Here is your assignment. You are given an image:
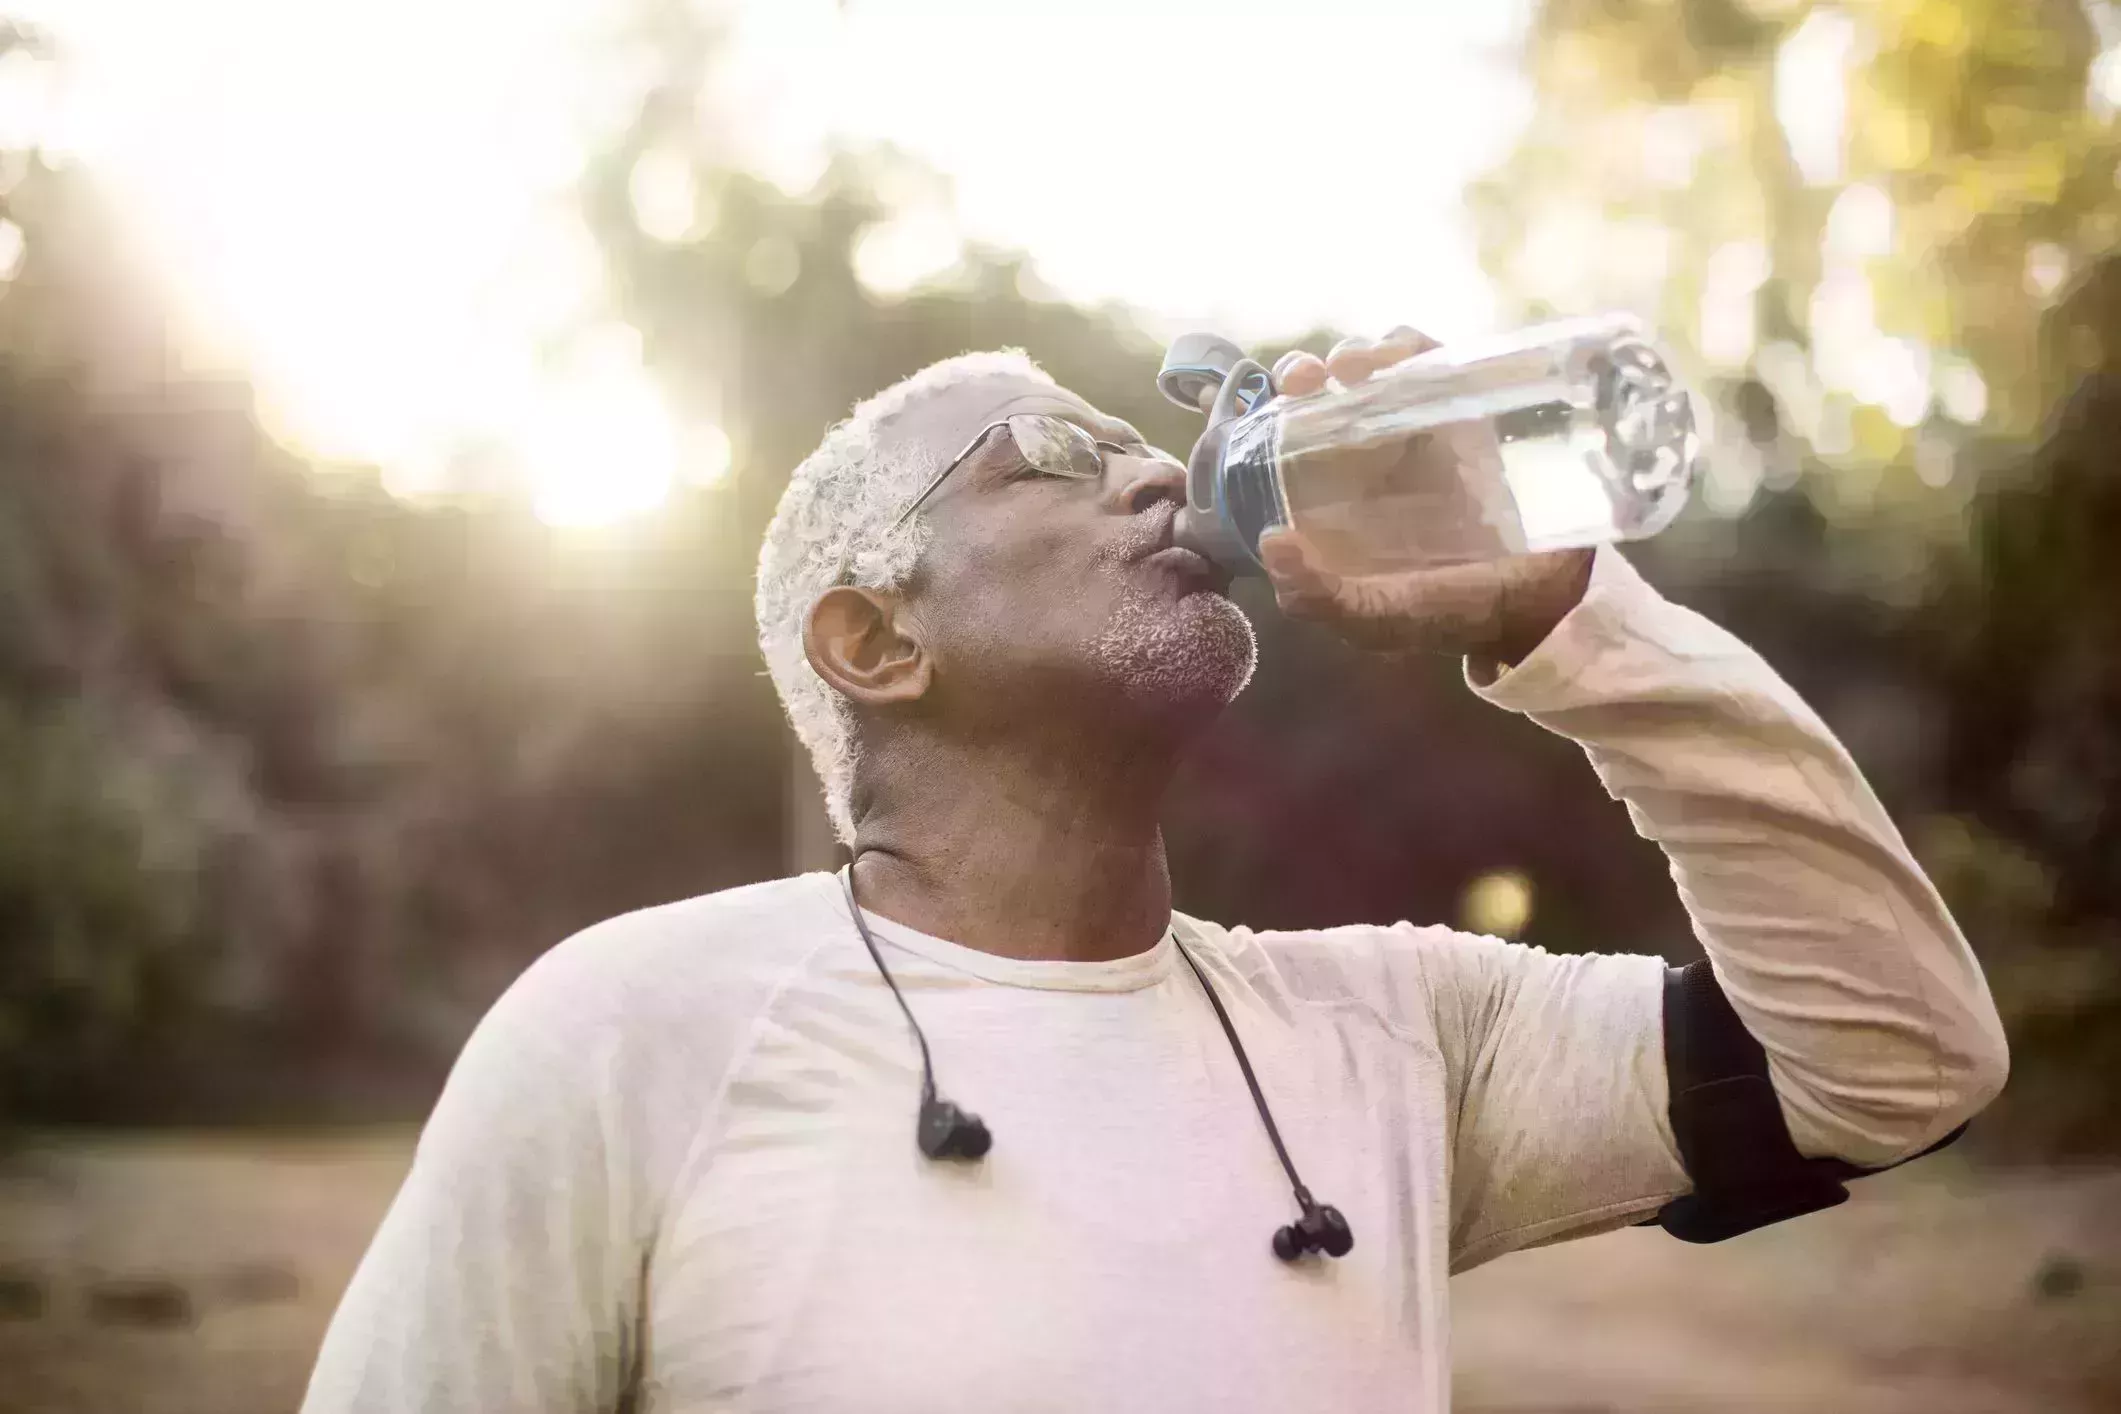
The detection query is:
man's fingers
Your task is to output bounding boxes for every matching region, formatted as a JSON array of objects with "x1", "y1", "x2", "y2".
[
  {"x1": 1323, "y1": 337, "x2": 1381, "y2": 387},
  {"x1": 1323, "y1": 334, "x2": 1425, "y2": 390},
  {"x1": 1273, "y1": 327, "x2": 1436, "y2": 399},
  {"x1": 1257, "y1": 528, "x2": 1340, "y2": 610},
  {"x1": 1275, "y1": 352, "x2": 1329, "y2": 398},
  {"x1": 1257, "y1": 527, "x2": 1318, "y2": 583},
  {"x1": 1324, "y1": 328, "x2": 1436, "y2": 388},
  {"x1": 1377, "y1": 325, "x2": 1440, "y2": 367}
]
